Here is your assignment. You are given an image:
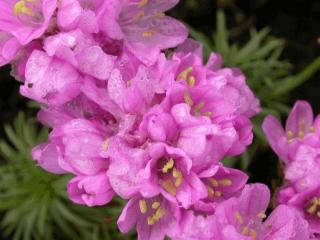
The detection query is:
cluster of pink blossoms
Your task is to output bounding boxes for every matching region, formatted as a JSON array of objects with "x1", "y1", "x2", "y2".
[
  {"x1": 263, "y1": 101, "x2": 320, "y2": 239},
  {"x1": 0, "y1": 0, "x2": 314, "y2": 239}
]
